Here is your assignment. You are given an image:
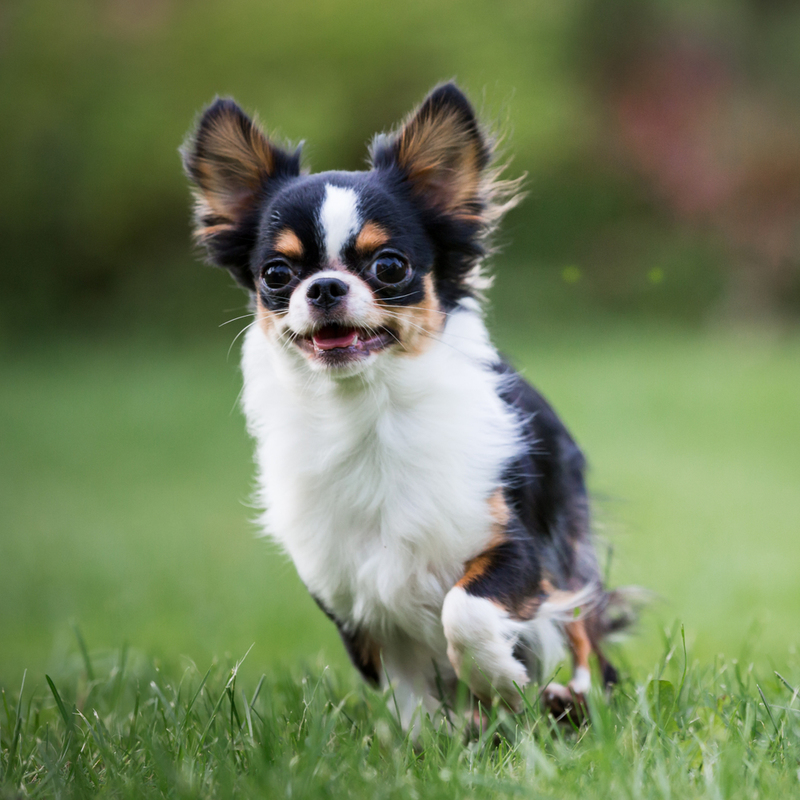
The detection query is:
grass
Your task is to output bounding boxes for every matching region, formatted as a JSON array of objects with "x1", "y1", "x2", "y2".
[
  {"x1": 1, "y1": 631, "x2": 799, "y2": 798},
  {"x1": 1, "y1": 318, "x2": 799, "y2": 796}
]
